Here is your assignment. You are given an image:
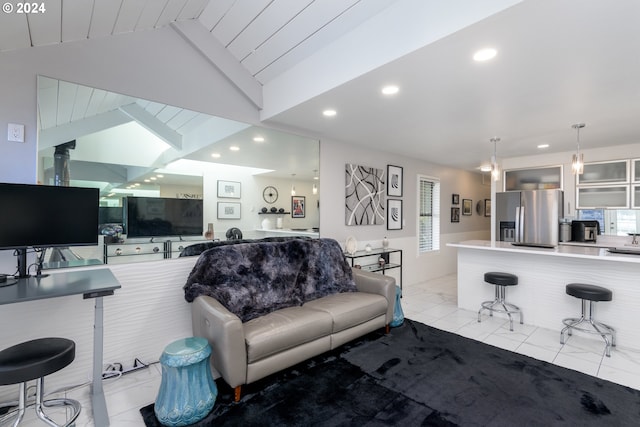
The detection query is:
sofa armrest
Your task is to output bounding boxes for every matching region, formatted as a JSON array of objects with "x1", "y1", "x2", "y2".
[
  {"x1": 351, "y1": 268, "x2": 396, "y2": 324},
  {"x1": 191, "y1": 295, "x2": 247, "y2": 388}
]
